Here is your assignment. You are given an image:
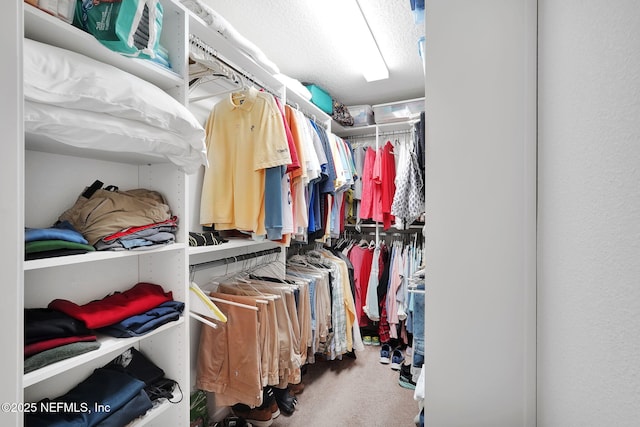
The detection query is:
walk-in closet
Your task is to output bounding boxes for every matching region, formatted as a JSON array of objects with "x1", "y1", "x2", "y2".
[{"x1": 4, "y1": 0, "x2": 573, "y2": 426}]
